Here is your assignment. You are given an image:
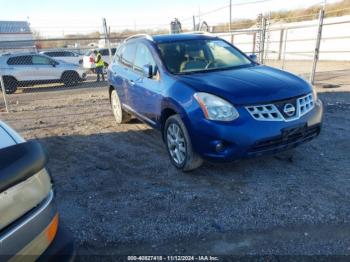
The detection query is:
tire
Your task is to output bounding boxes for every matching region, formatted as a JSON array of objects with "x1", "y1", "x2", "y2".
[
  {"x1": 1, "y1": 76, "x2": 18, "y2": 94},
  {"x1": 164, "y1": 114, "x2": 203, "y2": 171},
  {"x1": 61, "y1": 71, "x2": 80, "y2": 87},
  {"x1": 110, "y1": 89, "x2": 132, "y2": 124}
]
